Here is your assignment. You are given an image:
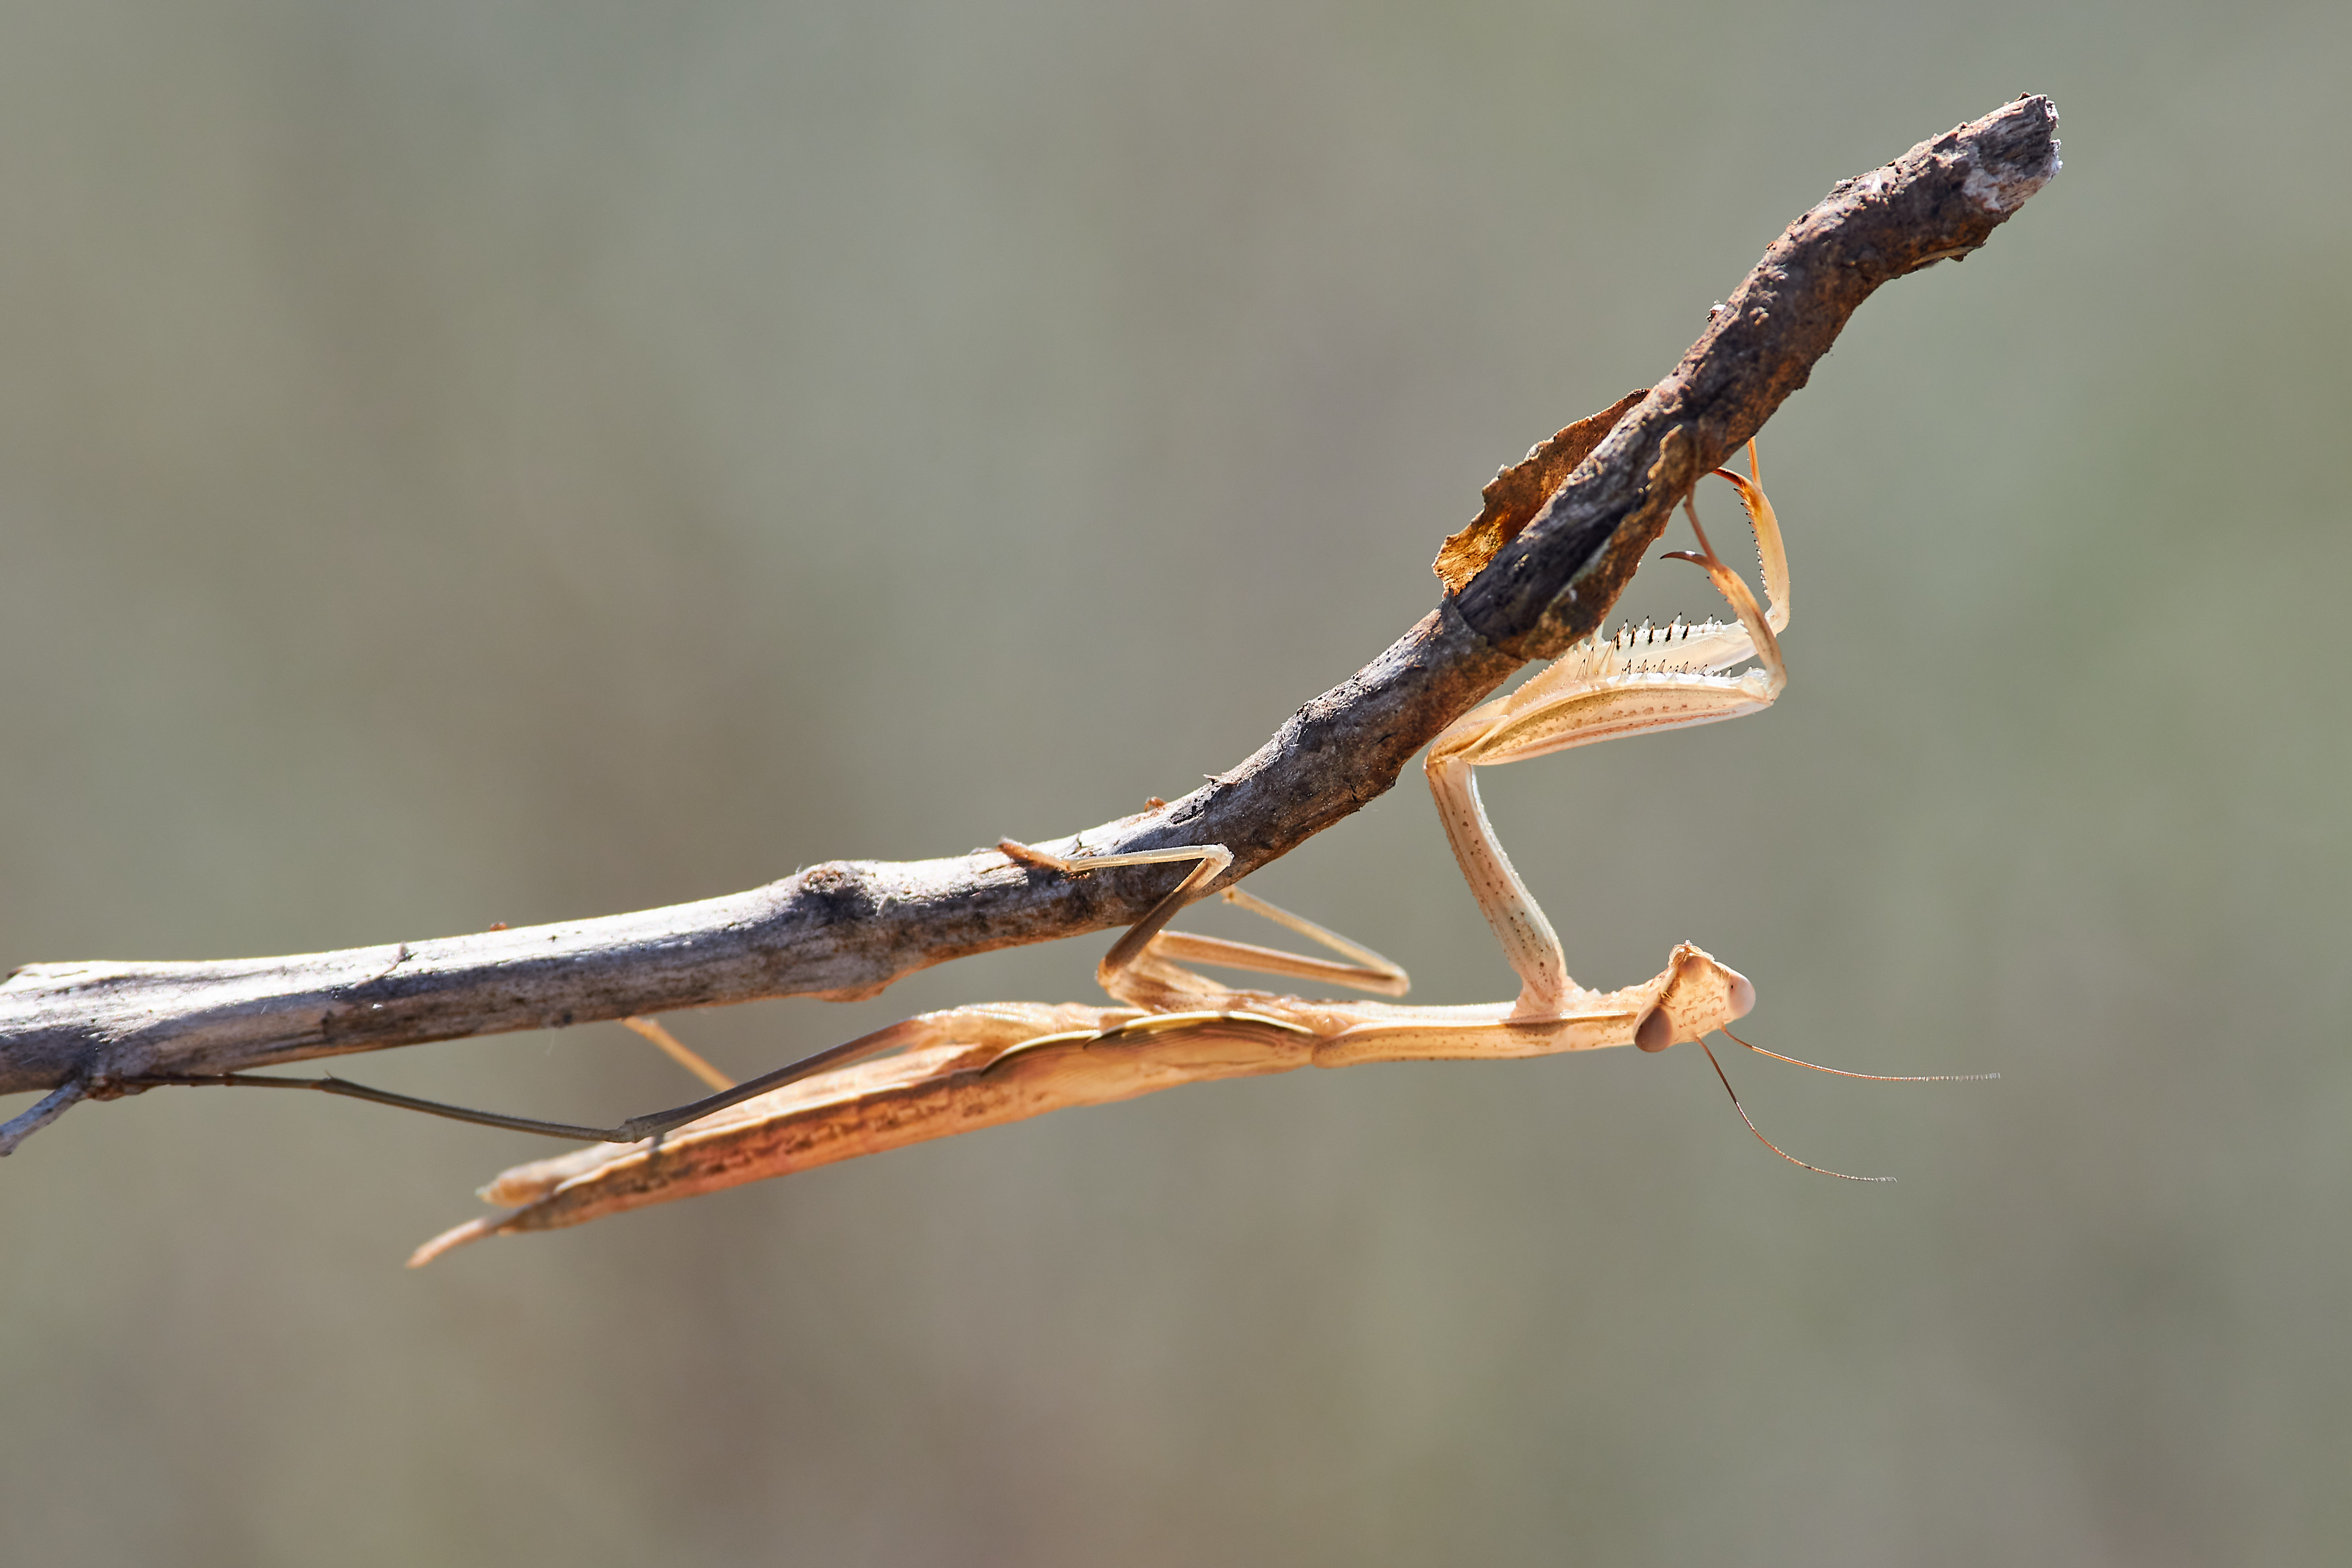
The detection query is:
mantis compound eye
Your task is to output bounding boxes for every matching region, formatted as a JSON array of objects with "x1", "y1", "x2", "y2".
[
  {"x1": 1726, "y1": 969, "x2": 1757, "y2": 1021},
  {"x1": 1635, "y1": 1006, "x2": 1675, "y2": 1052}
]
